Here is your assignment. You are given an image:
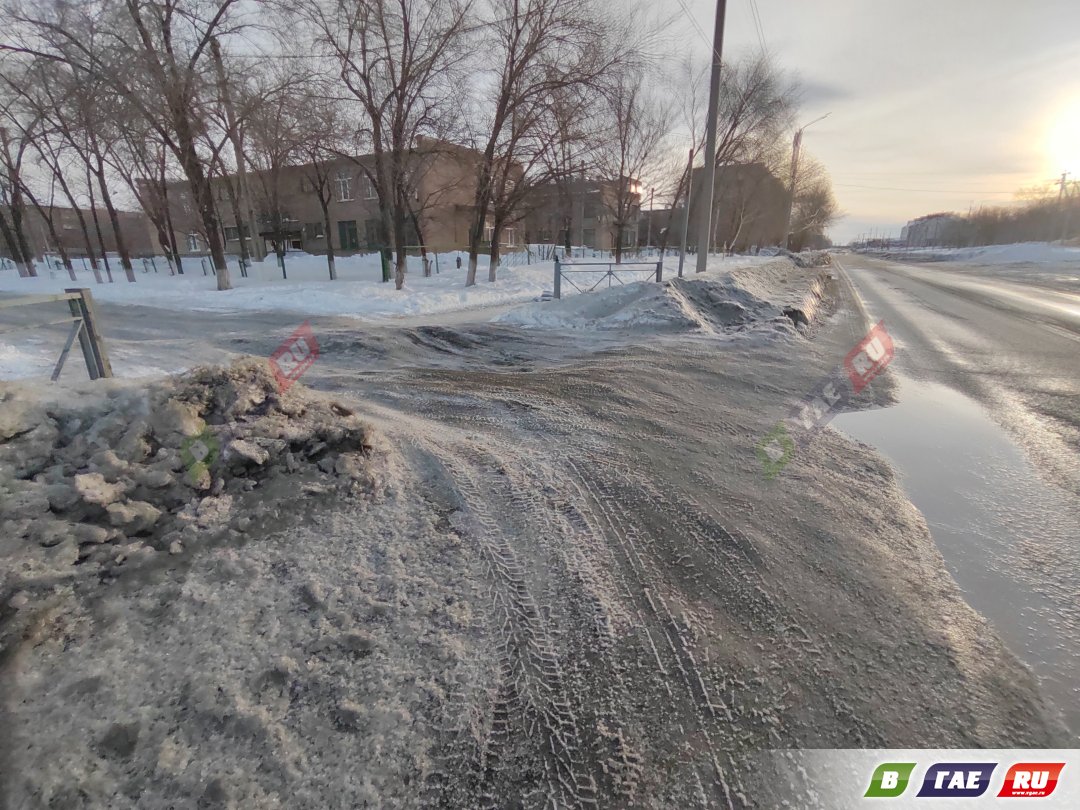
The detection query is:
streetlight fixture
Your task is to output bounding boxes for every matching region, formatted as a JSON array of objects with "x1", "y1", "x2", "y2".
[{"x1": 783, "y1": 112, "x2": 831, "y2": 251}]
